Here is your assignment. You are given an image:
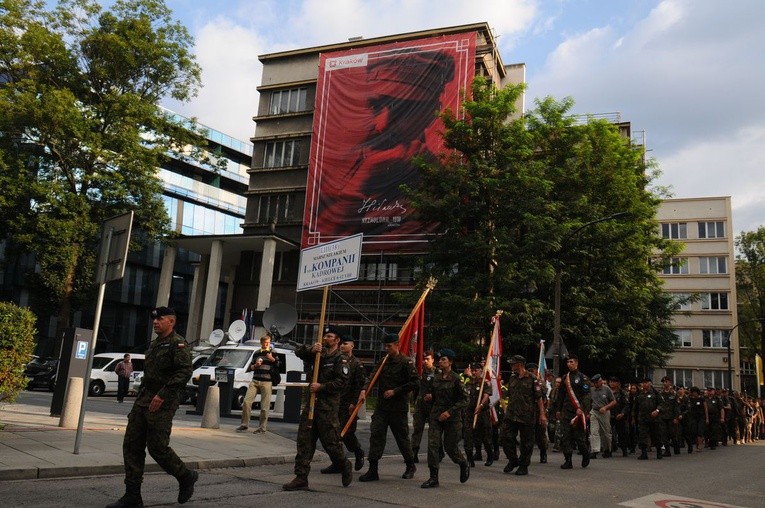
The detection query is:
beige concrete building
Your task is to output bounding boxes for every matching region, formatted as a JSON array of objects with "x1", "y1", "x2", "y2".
[{"x1": 657, "y1": 197, "x2": 739, "y2": 390}]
